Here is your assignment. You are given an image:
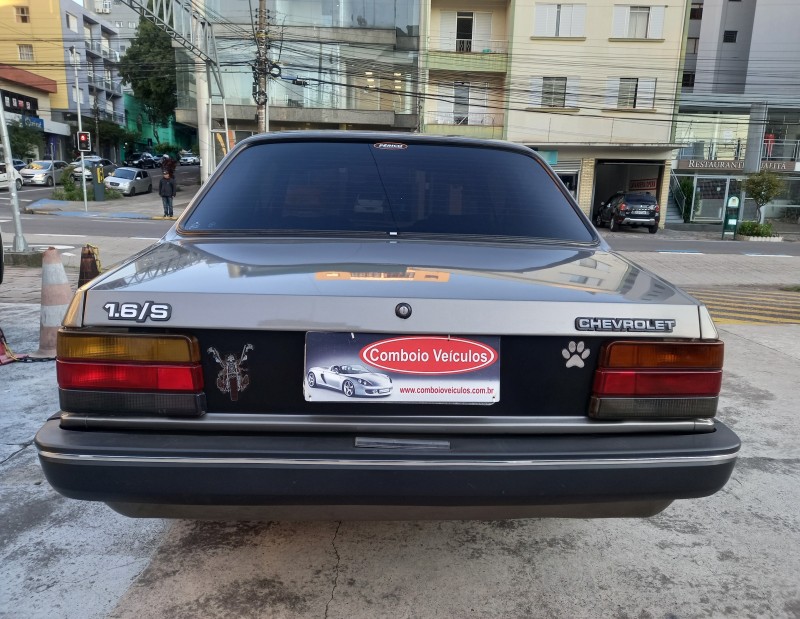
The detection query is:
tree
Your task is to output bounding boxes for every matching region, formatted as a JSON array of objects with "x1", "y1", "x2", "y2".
[
  {"x1": 8, "y1": 121, "x2": 44, "y2": 159},
  {"x1": 742, "y1": 170, "x2": 784, "y2": 223},
  {"x1": 118, "y1": 19, "x2": 177, "y2": 145}
]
